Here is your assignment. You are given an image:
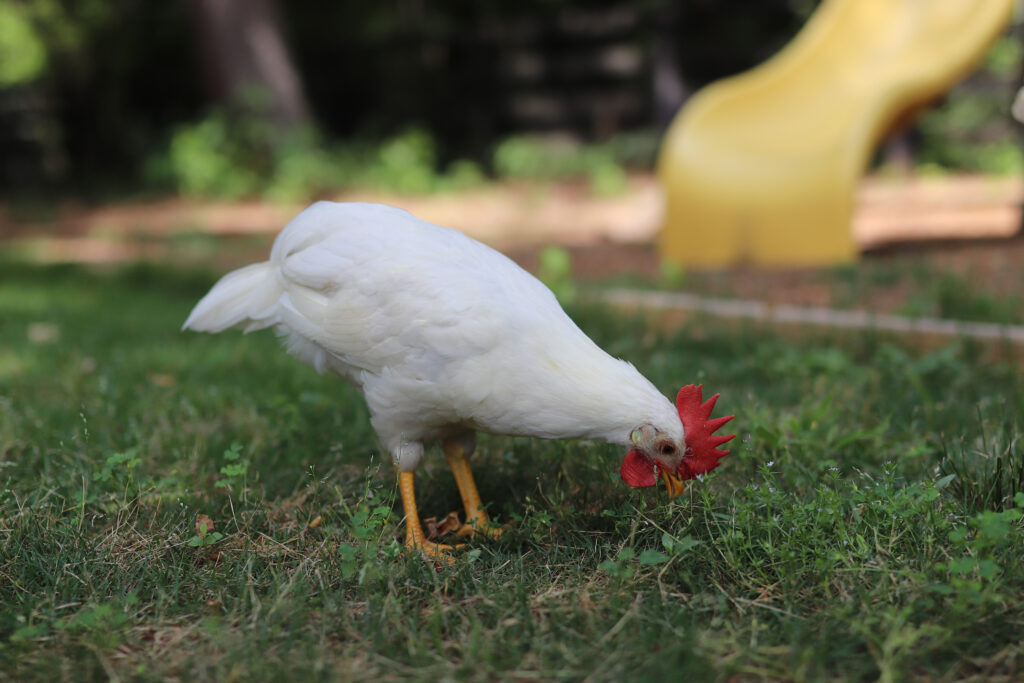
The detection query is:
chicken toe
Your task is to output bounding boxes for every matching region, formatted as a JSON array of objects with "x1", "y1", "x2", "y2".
[{"x1": 444, "y1": 440, "x2": 507, "y2": 540}]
